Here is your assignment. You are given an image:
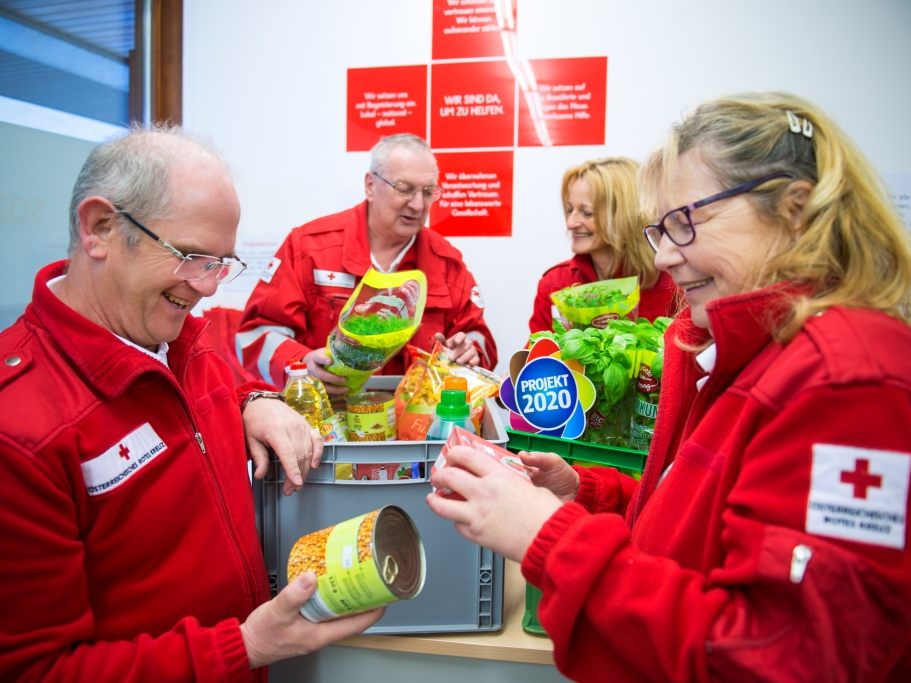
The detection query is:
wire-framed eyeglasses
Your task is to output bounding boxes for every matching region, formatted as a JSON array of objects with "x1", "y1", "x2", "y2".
[
  {"x1": 115, "y1": 206, "x2": 247, "y2": 284},
  {"x1": 372, "y1": 171, "x2": 442, "y2": 203},
  {"x1": 643, "y1": 172, "x2": 794, "y2": 252}
]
